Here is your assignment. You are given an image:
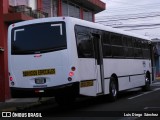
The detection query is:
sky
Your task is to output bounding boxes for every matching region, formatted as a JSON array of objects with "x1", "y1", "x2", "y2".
[
  {"x1": 95, "y1": 0, "x2": 160, "y2": 39},
  {"x1": 97, "y1": 0, "x2": 160, "y2": 17}
]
